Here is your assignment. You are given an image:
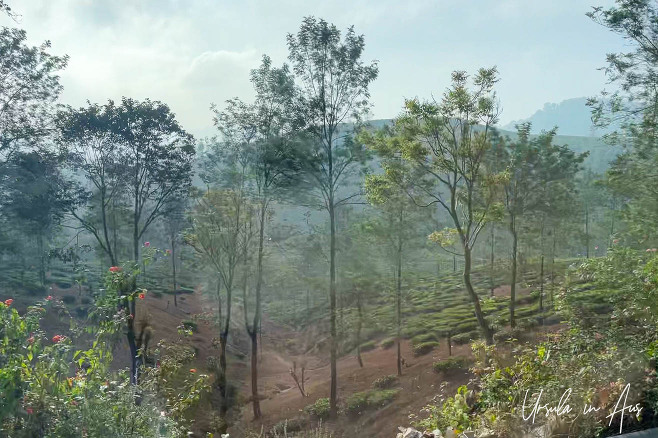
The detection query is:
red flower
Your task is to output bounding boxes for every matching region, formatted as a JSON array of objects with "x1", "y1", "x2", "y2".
[
  {"x1": 52, "y1": 335, "x2": 64, "y2": 343},
  {"x1": 165, "y1": 249, "x2": 171, "y2": 255},
  {"x1": 138, "y1": 293, "x2": 145, "y2": 300},
  {"x1": 109, "y1": 266, "x2": 121, "y2": 273},
  {"x1": 27, "y1": 336, "x2": 34, "y2": 345},
  {"x1": 189, "y1": 368, "x2": 197, "y2": 373},
  {"x1": 46, "y1": 295, "x2": 53, "y2": 301},
  {"x1": 613, "y1": 239, "x2": 620, "y2": 244},
  {"x1": 144, "y1": 241, "x2": 150, "y2": 247},
  {"x1": 4, "y1": 298, "x2": 13, "y2": 306},
  {"x1": 26, "y1": 407, "x2": 33, "y2": 415}
]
